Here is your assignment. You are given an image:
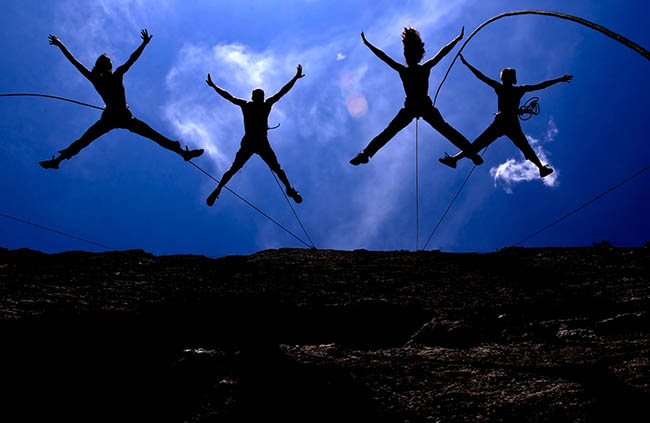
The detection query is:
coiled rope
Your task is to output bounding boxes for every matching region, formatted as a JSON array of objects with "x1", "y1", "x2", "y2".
[{"x1": 423, "y1": 9, "x2": 650, "y2": 249}]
